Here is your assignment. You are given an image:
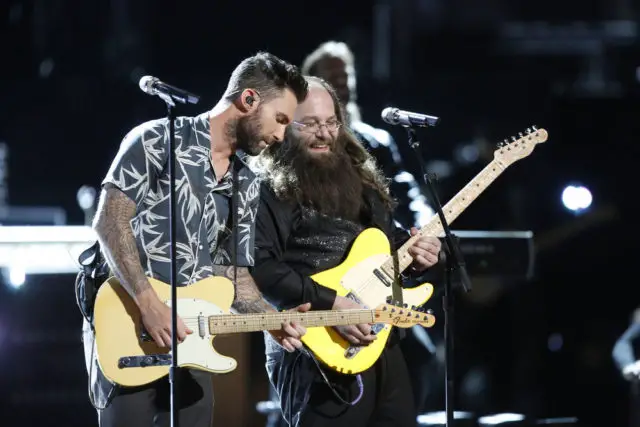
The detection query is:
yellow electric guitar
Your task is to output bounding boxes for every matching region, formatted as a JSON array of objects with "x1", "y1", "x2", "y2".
[
  {"x1": 92, "y1": 275, "x2": 435, "y2": 387},
  {"x1": 302, "y1": 127, "x2": 549, "y2": 374}
]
